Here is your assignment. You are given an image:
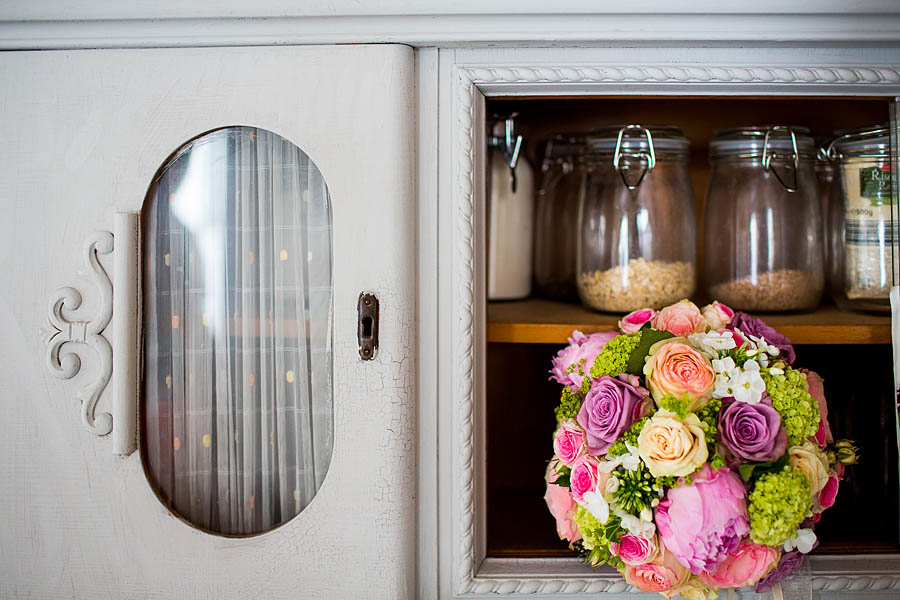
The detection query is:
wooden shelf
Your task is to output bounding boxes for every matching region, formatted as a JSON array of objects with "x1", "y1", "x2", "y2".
[{"x1": 487, "y1": 299, "x2": 891, "y2": 345}]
